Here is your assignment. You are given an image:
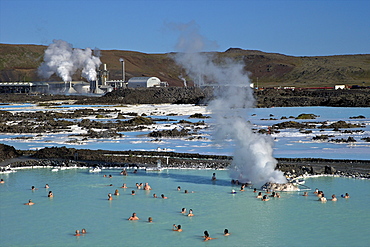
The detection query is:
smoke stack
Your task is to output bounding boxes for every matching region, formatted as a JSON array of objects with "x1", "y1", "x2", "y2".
[{"x1": 120, "y1": 58, "x2": 125, "y2": 83}]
